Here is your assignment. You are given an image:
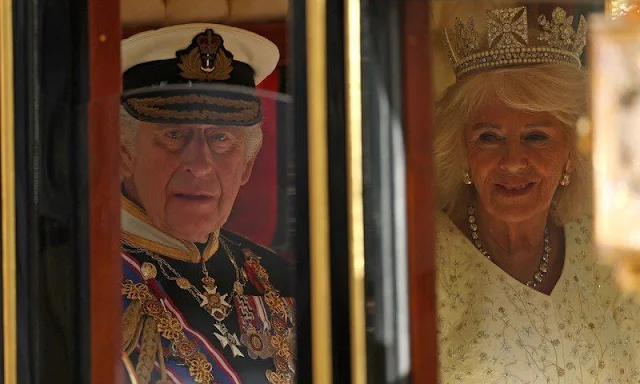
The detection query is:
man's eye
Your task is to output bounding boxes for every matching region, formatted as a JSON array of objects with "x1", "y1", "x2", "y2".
[
  {"x1": 165, "y1": 130, "x2": 184, "y2": 139},
  {"x1": 211, "y1": 133, "x2": 230, "y2": 142}
]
